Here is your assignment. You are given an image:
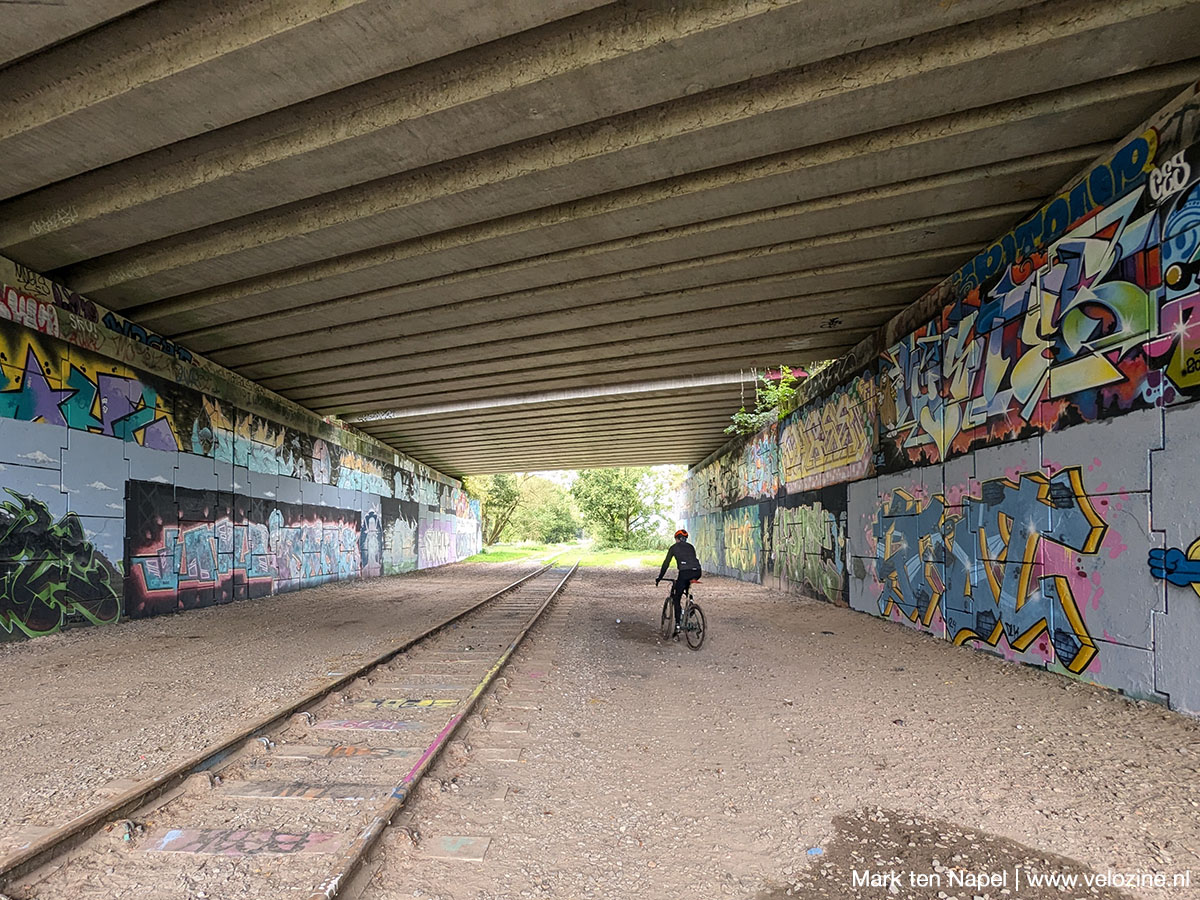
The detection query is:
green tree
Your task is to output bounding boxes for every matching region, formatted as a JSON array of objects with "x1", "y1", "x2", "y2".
[
  {"x1": 505, "y1": 476, "x2": 579, "y2": 543},
  {"x1": 462, "y1": 474, "x2": 526, "y2": 545},
  {"x1": 571, "y1": 467, "x2": 659, "y2": 548}
]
